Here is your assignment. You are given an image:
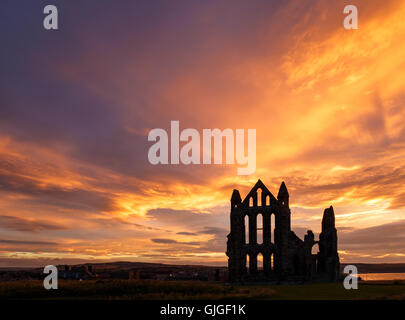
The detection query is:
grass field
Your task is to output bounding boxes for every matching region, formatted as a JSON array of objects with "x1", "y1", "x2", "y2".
[{"x1": 0, "y1": 280, "x2": 405, "y2": 300}]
